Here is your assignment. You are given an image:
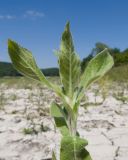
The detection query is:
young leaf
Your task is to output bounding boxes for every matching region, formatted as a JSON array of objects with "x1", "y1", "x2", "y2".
[
  {"x1": 60, "y1": 136, "x2": 92, "y2": 160},
  {"x1": 79, "y1": 48, "x2": 114, "y2": 91},
  {"x1": 50, "y1": 102, "x2": 70, "y2": 136},
  {"x1": 58, "y1": 22, "x2": 81, "y2": 98},
  {"x1": 8, "y1": 39, "x2": 52, "y2": 87},
  {"x1": 8, "y1": 39, "x2": 66, "y2": 100}
]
